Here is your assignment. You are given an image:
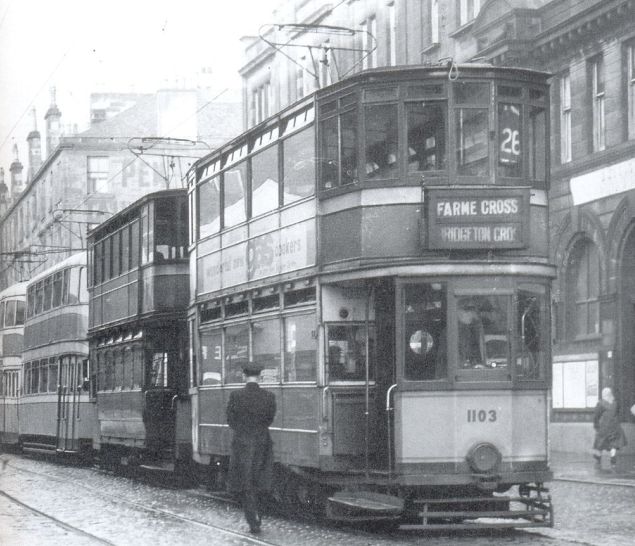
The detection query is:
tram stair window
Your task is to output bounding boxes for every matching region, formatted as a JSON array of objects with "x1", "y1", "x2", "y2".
[
  {"x1": 404, "y1": 283, "x2": 447, "y2": 381},
  {"x1": 284, "y1": 314, "x2": 317, "y2": 382},
  {"x1": 282, "y1": 127, "x2": 315, "y2": 204},
  {"x1": 149, "y1": 352, "x2": 169, "y2": 388},
  {"x1": 327, "y1": 324, "x2": 375, "y2": 382},
  {"x1": 223, "y1": 162, "x2": 247, "y2": 228},
  {"x1": 456, "y1": 295, "x2": 509, "y2": 370}
]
